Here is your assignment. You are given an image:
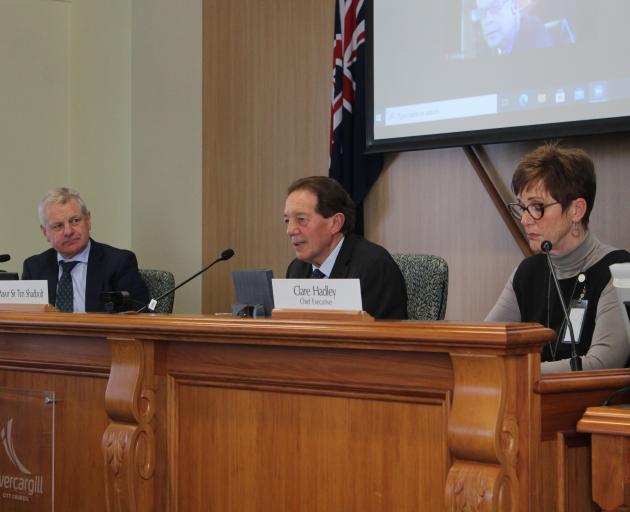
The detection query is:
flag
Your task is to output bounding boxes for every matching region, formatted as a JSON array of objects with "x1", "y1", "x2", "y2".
[{"x1": 329, "y1": 0, "x2": 383, "y2": 235}]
